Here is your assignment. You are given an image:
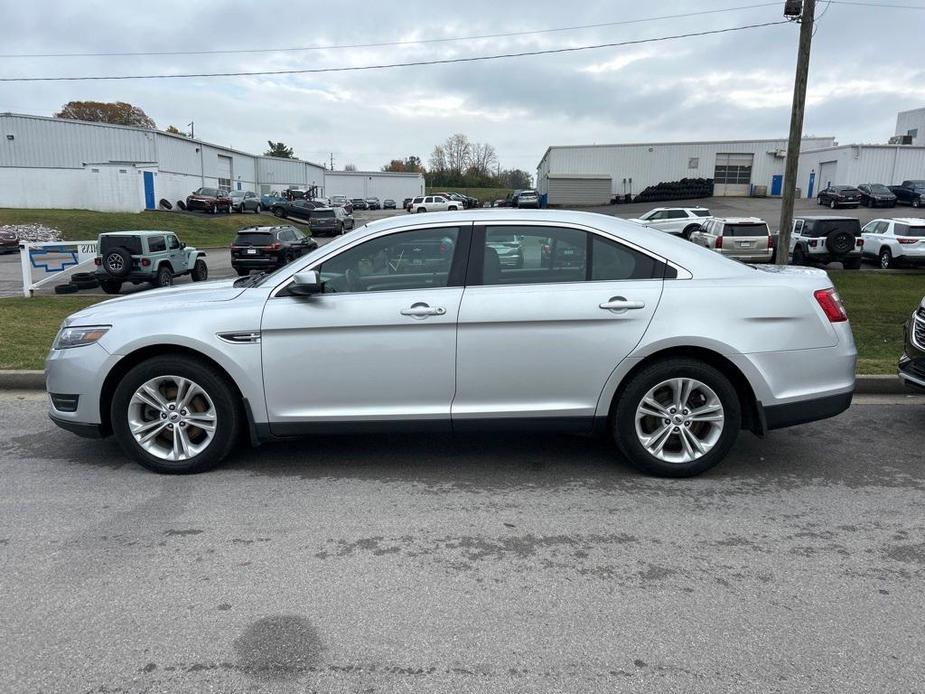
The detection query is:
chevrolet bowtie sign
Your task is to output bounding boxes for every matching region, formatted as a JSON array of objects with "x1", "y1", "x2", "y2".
[{"x1": 20, "y1": 241, "x2": 98, "y2": 297}]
